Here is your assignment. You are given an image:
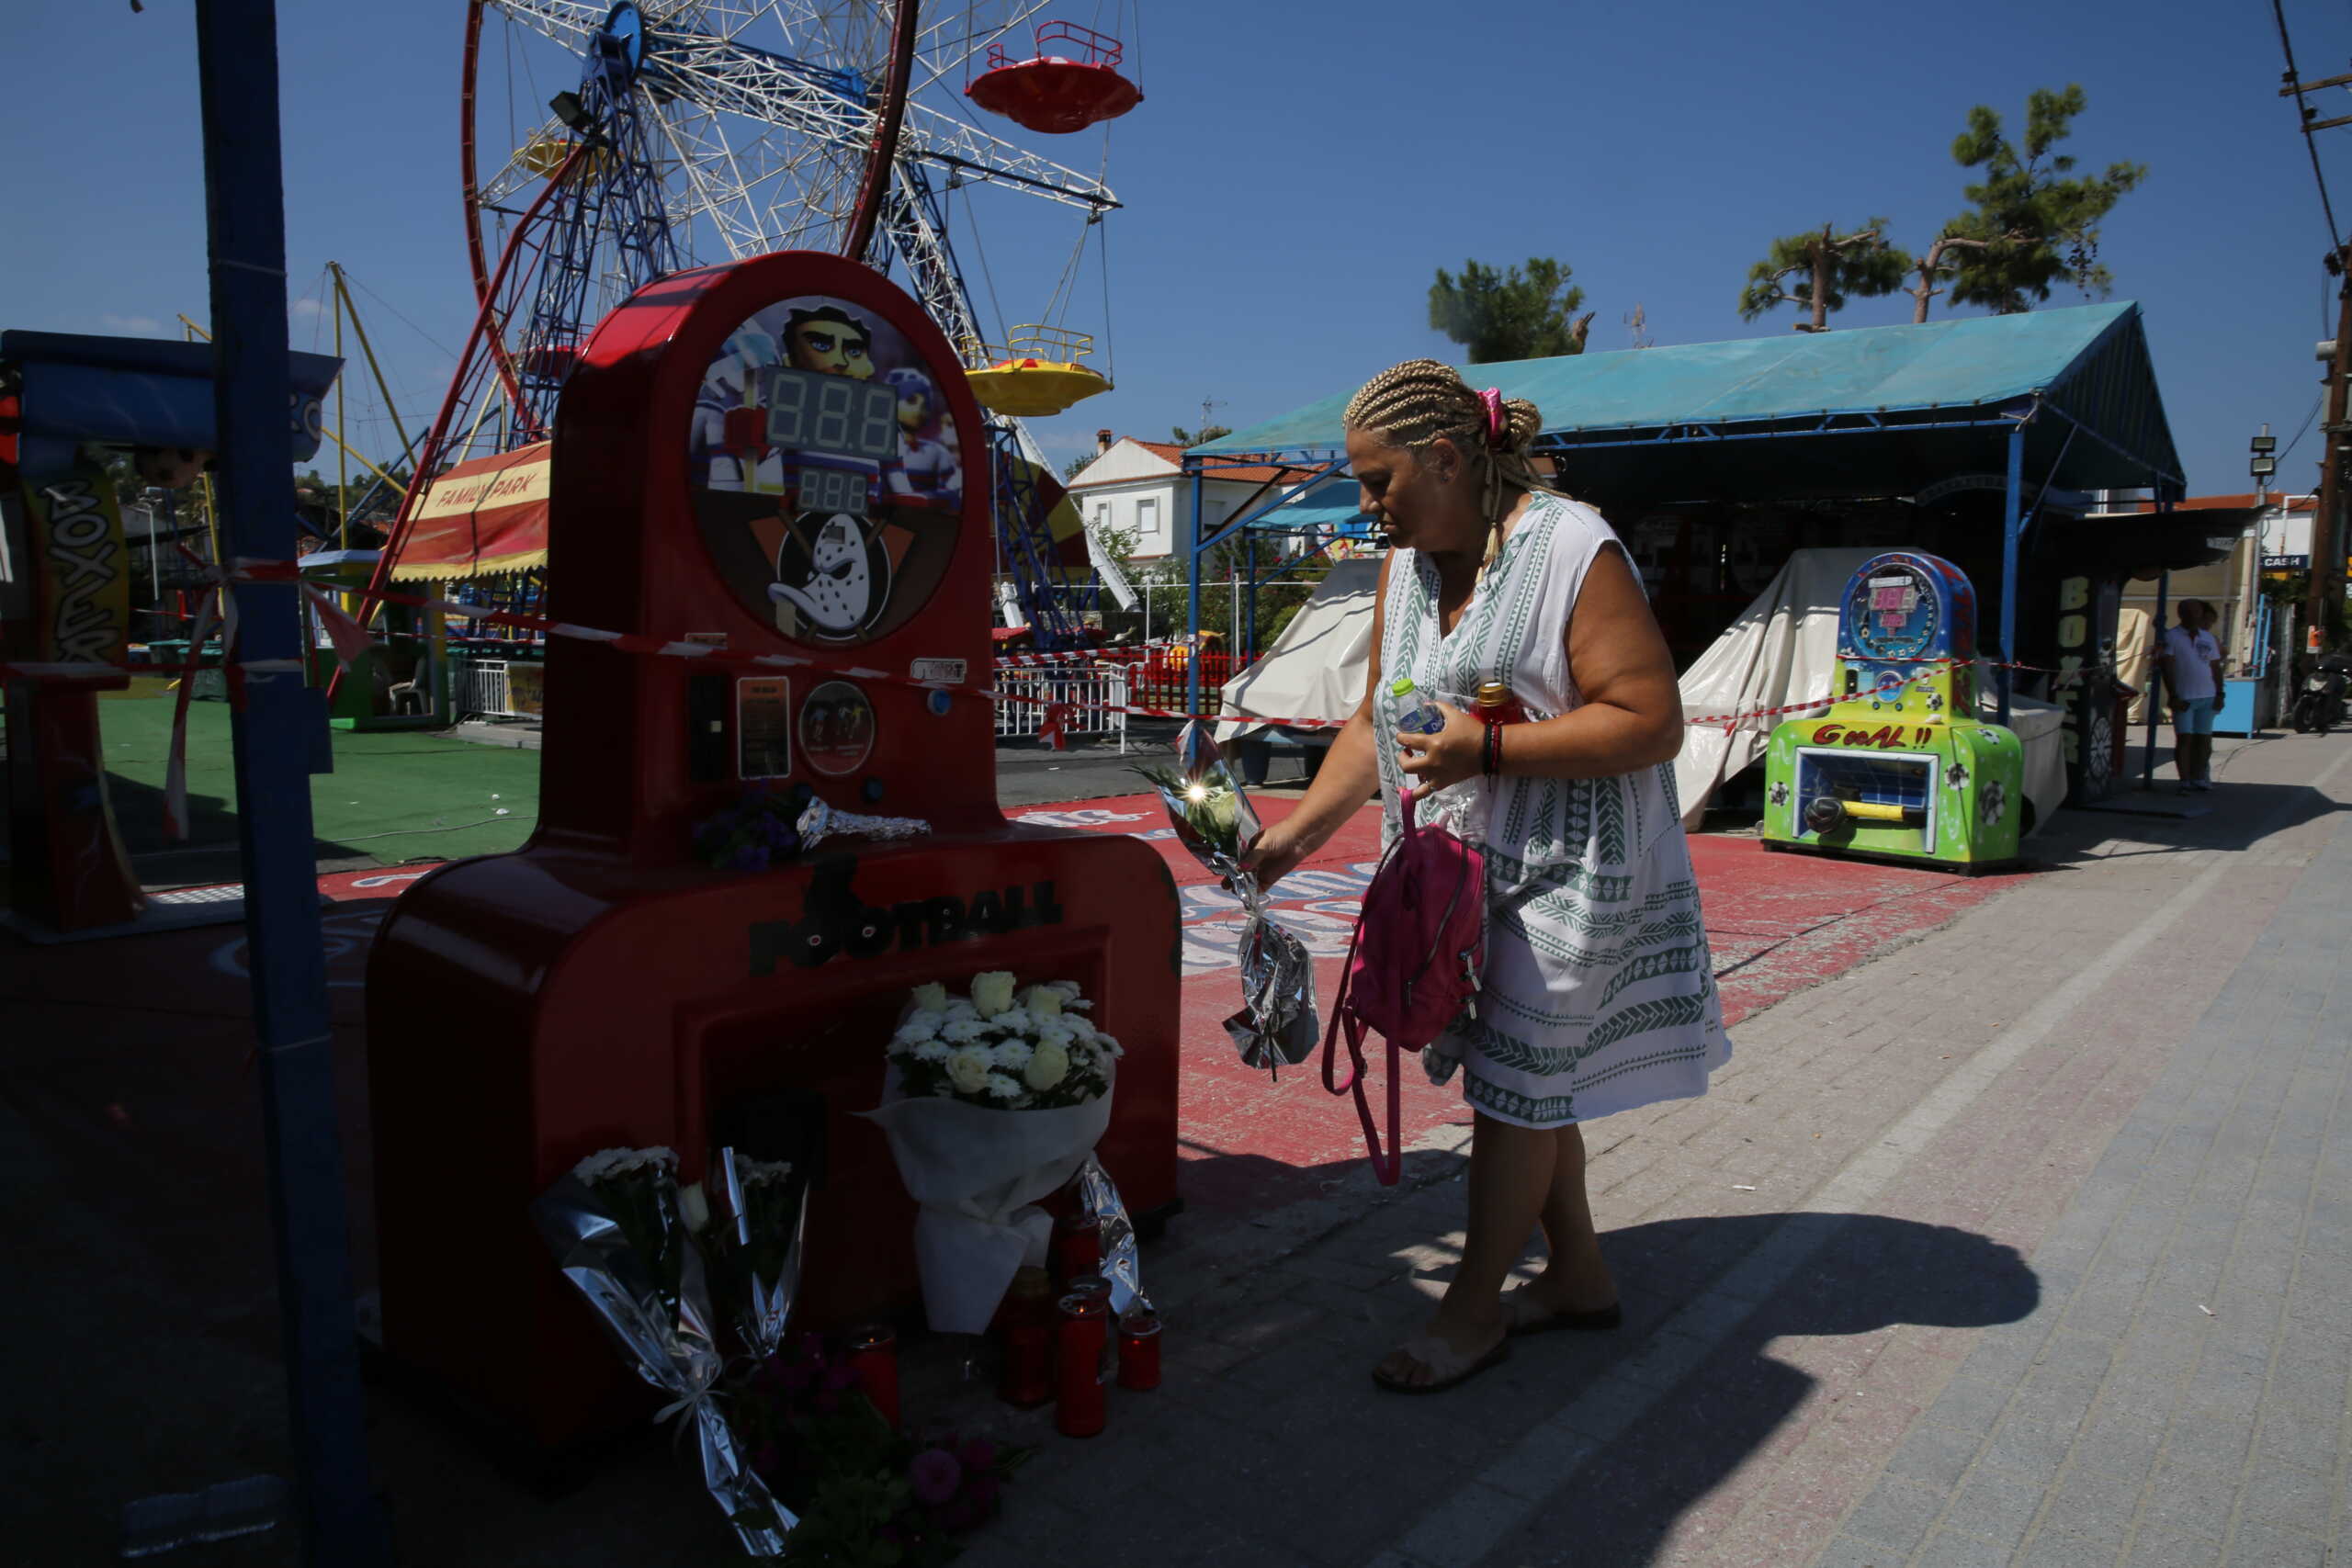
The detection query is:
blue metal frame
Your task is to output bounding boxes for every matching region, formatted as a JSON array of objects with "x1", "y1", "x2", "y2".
[
  {"x1": 195, "y1": 0, "x2": 390, "y2": 1559},
  {"x1": 1181, "y1": 453, "x2": 1354, "y2": 714},
  {"x1": 508, "y1": 5, "x2": 683, "y2": 442}
]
